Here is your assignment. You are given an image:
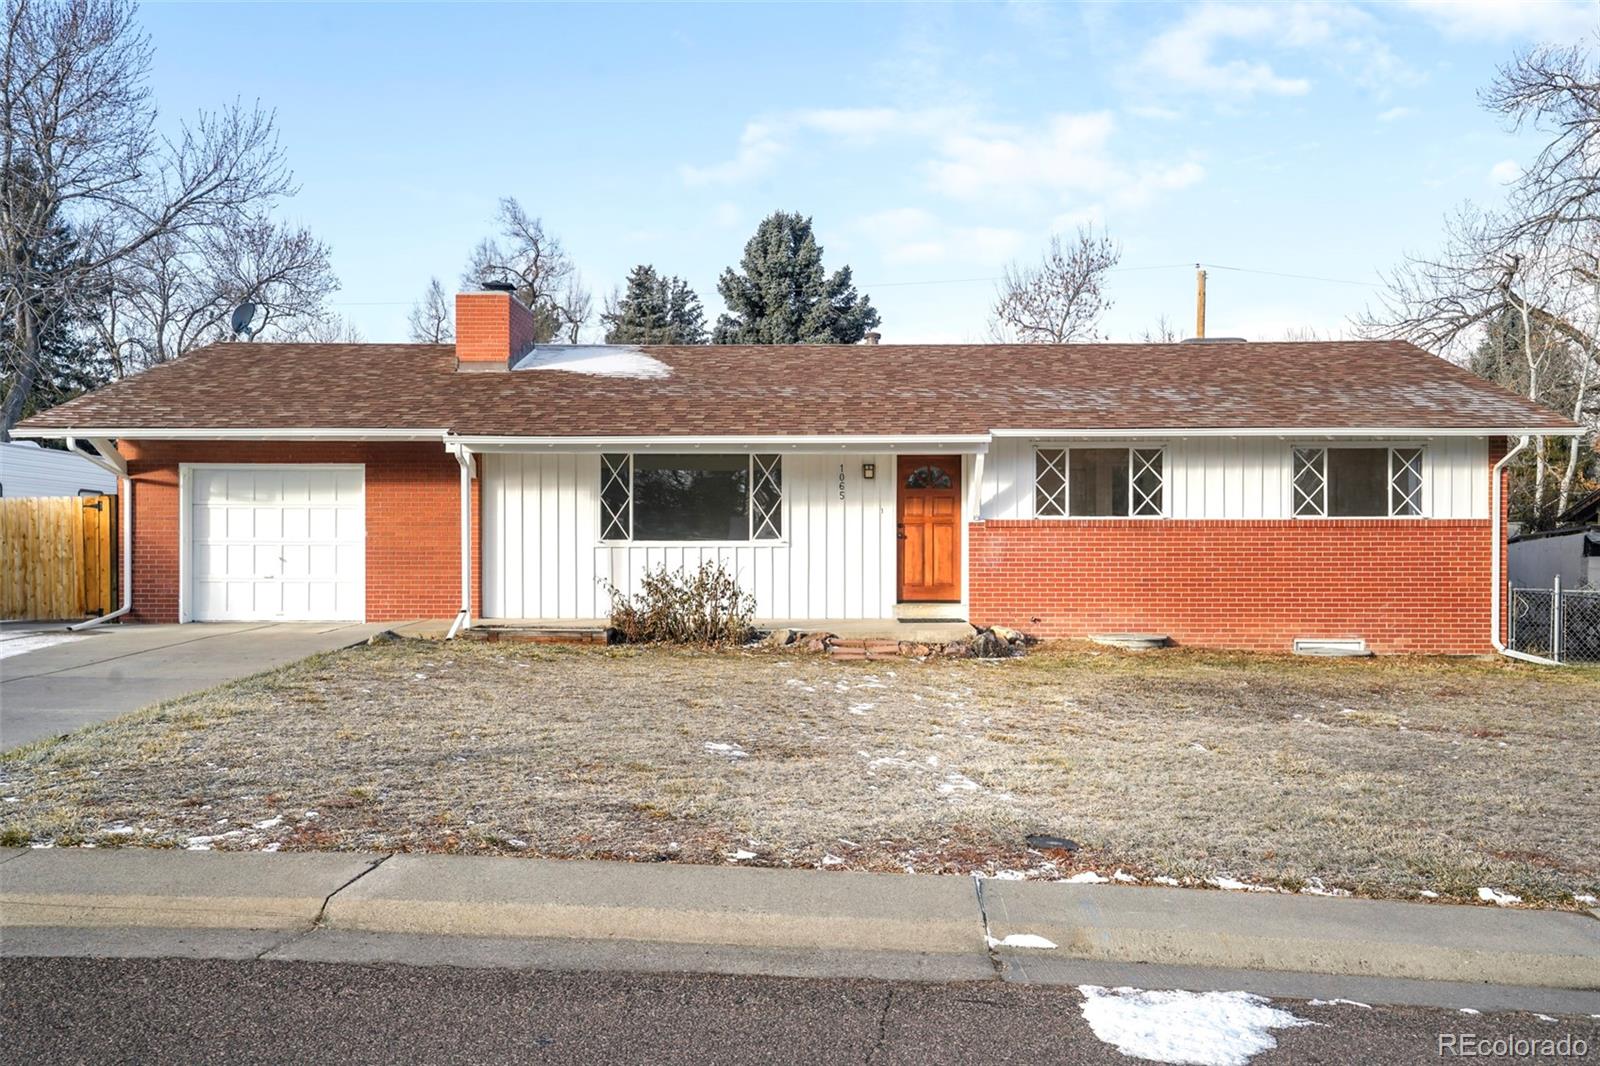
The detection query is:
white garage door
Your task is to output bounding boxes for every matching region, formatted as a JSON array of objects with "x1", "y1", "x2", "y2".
[{"x1": 189, "y1": 465, "x2": 365, "y2": 621}]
